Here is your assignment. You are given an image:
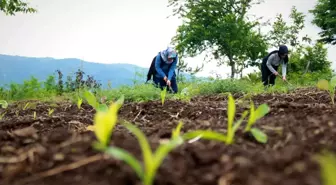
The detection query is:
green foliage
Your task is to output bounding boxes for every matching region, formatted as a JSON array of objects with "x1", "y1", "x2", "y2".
[
  {"x1": 98, "y1": 121, "x2": 183, "y2": 185},
  {"x1": 93, "y1": 96, "x2": 124, "y2": 147},
  {"x1": 317, "y1": 76, "x2": 336, "y2": 104},
  {"x1": 0, "y1": 0, "x2": 37, "y2": 15},
  {"x1": 310, "y1": 0, "x2": 336, "y2": 45},
  {"x1": 83, "y1": 90, "x2": 109, "y2": 112},
  {"x1": 160, "y1": 87, "x2": 167, "y2": 105},
  {"x1": 0, "y1": 100, "x2": 8, "y2": 109},
  {"x1": 267, "y1": 6, "x2": 311, "y2": 49},
  {"x1": 315, "y1": 151, "x2": 336, "y2": 185},
  {"x1": 169, "y1": 0, "x2": 268, "y2": 78},
  {"x1": 244, "y1": 102, "x2": 270, "y2": 143},
  {"x1": 288, "y1": 42, "x2": 332, "y2": 75}
]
